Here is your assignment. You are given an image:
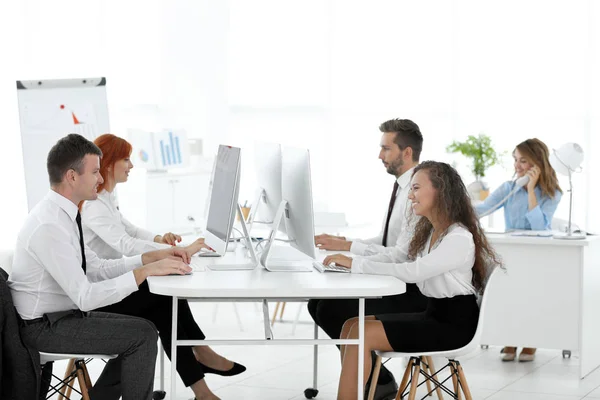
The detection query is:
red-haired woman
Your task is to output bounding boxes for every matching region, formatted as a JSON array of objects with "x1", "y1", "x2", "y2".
[
  {"x1": 82, "y1": 134, "x2": 243, "y2": 400},
  {"x1": 82, "y1": 133, "x2": 206, "y2": 259}
]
